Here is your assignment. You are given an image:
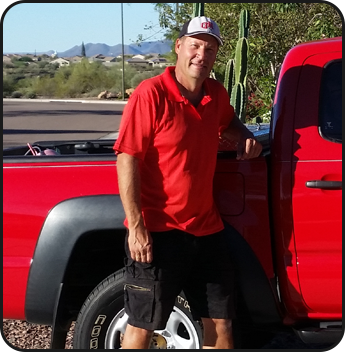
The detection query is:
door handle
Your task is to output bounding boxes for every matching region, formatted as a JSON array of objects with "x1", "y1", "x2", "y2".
[{"x1": 305, "y1": 180, "x2": 342, "y2": 190}]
